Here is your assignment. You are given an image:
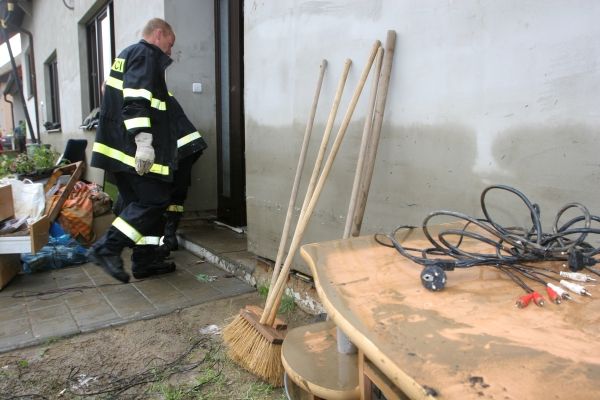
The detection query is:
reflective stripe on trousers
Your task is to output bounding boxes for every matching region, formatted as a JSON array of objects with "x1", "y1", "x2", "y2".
[{"x1": 112, "y1": 217, "x2": 161, "y2": 245}]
